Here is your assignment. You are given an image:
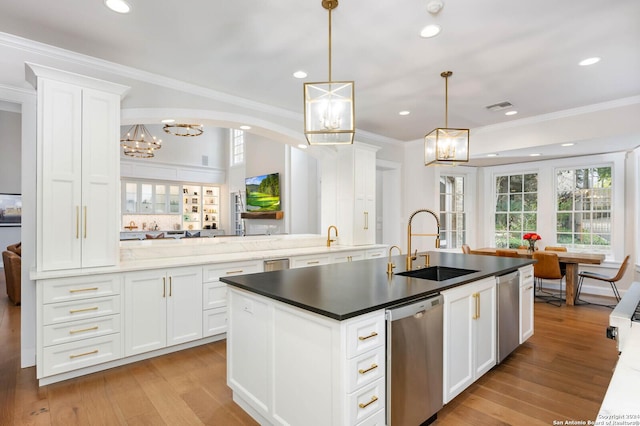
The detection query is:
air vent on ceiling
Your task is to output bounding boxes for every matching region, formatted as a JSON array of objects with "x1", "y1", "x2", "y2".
[{"x1": 486, "y1": 101, "x2": 513, "y2": 112}]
